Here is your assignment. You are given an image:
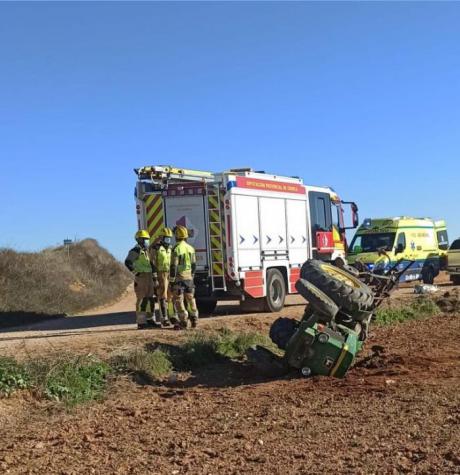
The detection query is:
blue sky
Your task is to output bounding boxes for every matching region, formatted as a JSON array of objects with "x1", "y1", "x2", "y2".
[{"x1": 1, "y1": 2, "x2": 459, "y2": 260}]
